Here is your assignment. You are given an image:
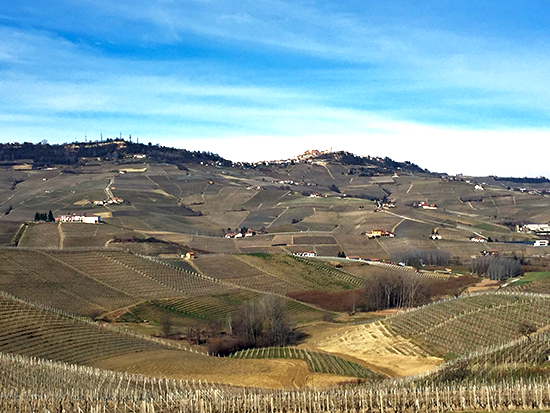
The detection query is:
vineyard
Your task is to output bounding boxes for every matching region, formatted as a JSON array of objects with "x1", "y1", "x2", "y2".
[
  {"x1": 505, "y1": 271, "x2": 550, "y2": 294},
  {"x1": 383, "y1": 292, "x2": 550, "y2": 357},
  {"x1": 0, "y1": 291, "x2": 193, "y2": 365},
  {"x1": 424, "y1": 329, "x2": 550, "y2": 384},
  {"x1": 0, "y1": 248, "x2": 136, "y2": 317},
  {"x1": 229, "y1": 347, "x2": 377, "y2": 379},
  {"x1": 3, "y1": 349, "x2": 550, "y2": 412},
  {"x1": 0, "y1": 248, "x2": 328, "y2": 327},
  {"x1": 236, "y1": 253, "x2": 364, "y2": 291},
  {"x1": 157, "y1": 290, "x2": 262, "y2": 321}
]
